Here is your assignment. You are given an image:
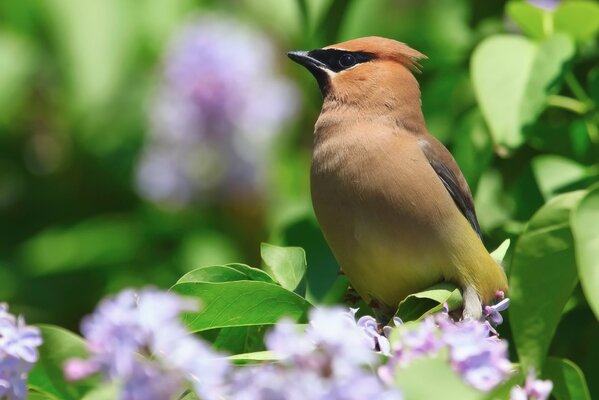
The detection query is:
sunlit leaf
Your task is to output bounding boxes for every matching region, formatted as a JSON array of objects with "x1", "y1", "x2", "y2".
[
  {"x1": 507, "y1": 1, "x2": 547, "y2": 39},
  {"x1": 20, "y1": 217, "x2": 141, "y2": 276},
  {"x1": 227, "y1": 350, "x2": 282, "y2": 363},
  {"x1": 29, "y1": 325, "x2": 99, "y2": 400},
  {"x1": 532, "y1": 155, "x2": 589, "y2": 200},
  {"x1": 509, "y1": 191, "x2": 585, "y2": 371},
  {"x1": 261, "y1": 243, "x2": 307, "y2": 291},
  {"x1": 472, "y1": 34, "x2": 575, "y2": 149},
  {"x1": 543, "y1": 357, "x2": 591, "y2": 400},
  {"x1": 176, "y1": 265, "x2": 252, "y2": 284},
  {"x1": 571, "y1": 184, "x2": 599, "y2": 320},
  {"x1": 395, "y1": 355, "x2": 482, "y2": 400},
  {"x1": 40, "y1": 0, "x2": 135, "y2": 111},
  {"x1": 171, "y1": 281, "x2": 311, "y2": 332},
  {"x1": 490, "y1": 239, "x2": 511, "y2": 263},
  {"x1": 0, "y1": 32, "x2": 35, "y2": 123},
  {"x1": 395, "y1": 282, "x2": 463, "y2": 322},
  {"x1": 554, "y1": 1, "x2": 599, "y2": 41}
]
